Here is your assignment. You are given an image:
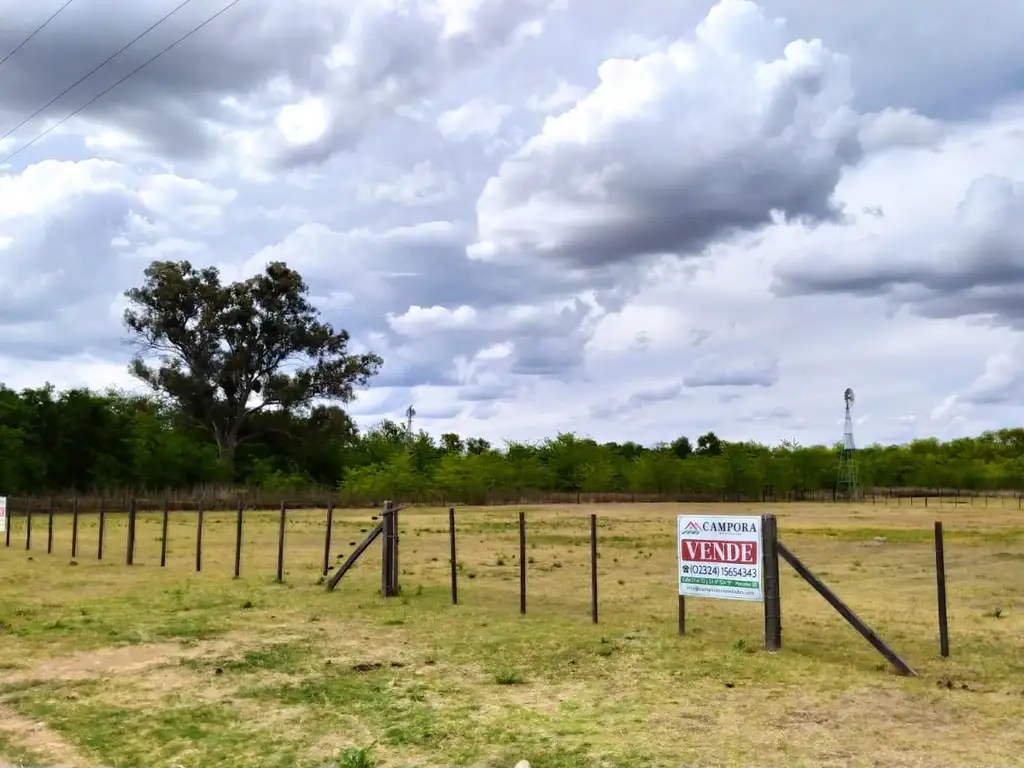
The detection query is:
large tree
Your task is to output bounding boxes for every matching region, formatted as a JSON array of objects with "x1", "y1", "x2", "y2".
[{"x1": 123, "y1": 260, "x2": 382, "y2": 474}]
